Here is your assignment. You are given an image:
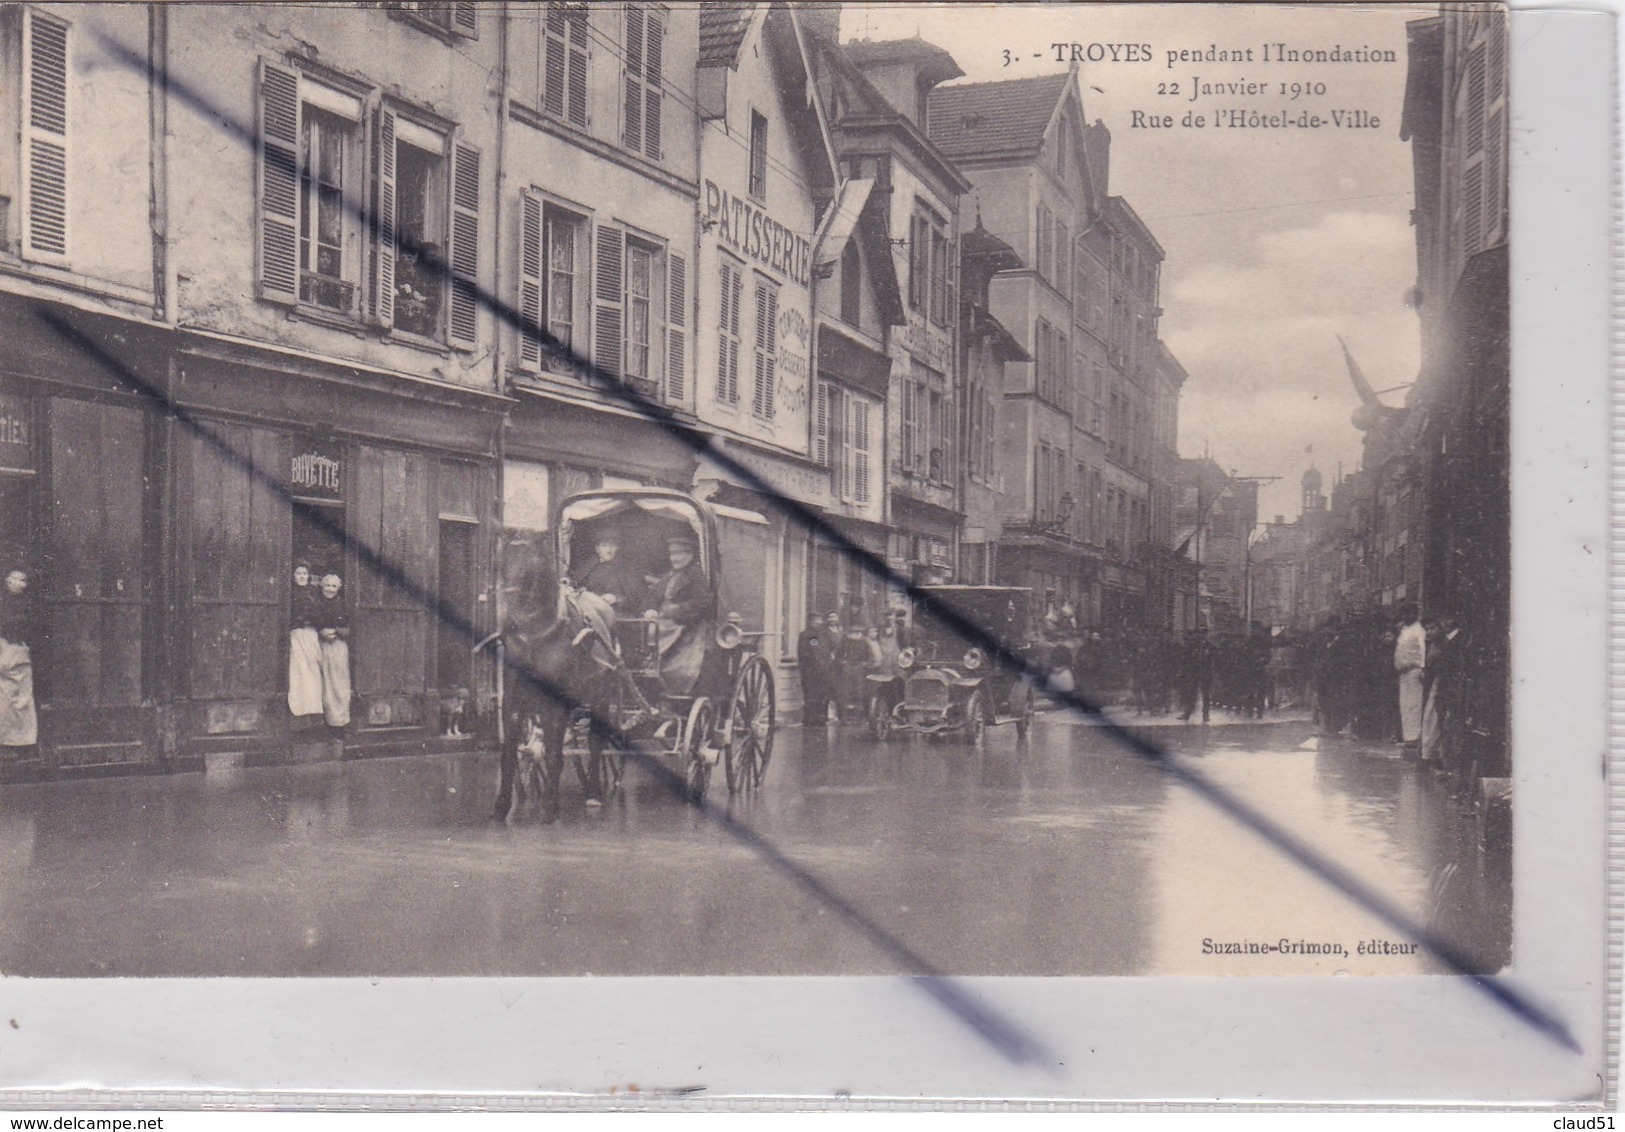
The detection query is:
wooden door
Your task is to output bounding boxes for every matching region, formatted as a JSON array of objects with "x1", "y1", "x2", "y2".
[
  {"x1": 186, "y1": 422, "x2": 290, "y2": 739},
  {"x1": 39, "y1": 399, "x2": 154, "y2": 768}
]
